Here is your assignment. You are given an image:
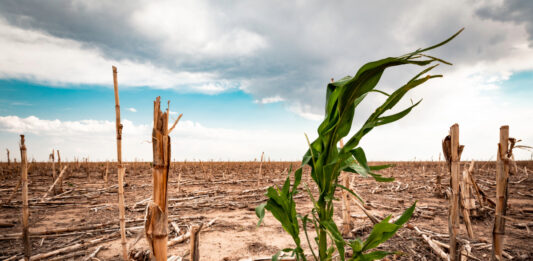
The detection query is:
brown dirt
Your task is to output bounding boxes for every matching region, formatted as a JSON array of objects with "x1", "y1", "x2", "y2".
[{"x1": 0, "y1": 161, "x2": 532, "y2": 260}]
